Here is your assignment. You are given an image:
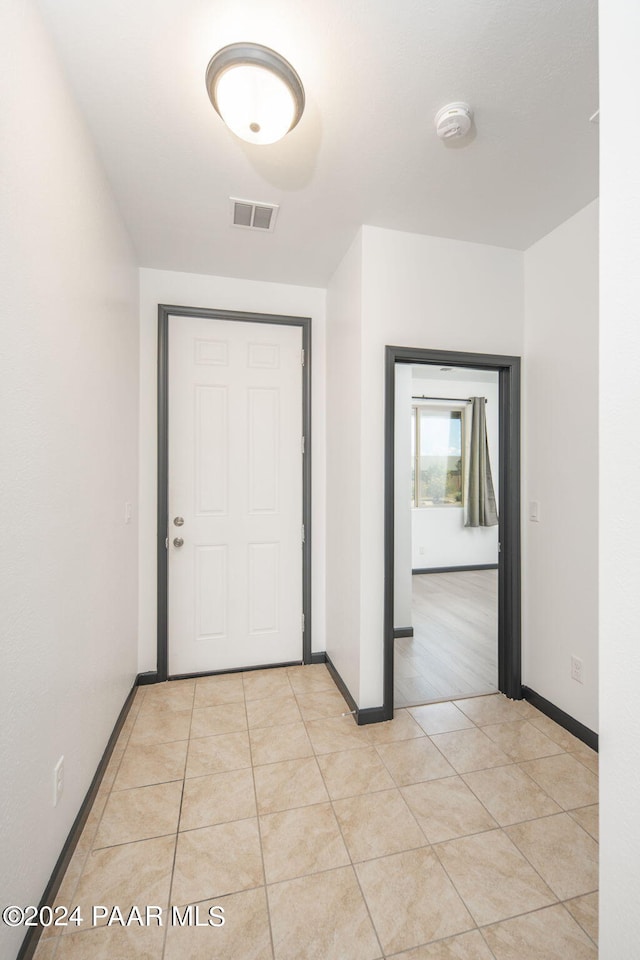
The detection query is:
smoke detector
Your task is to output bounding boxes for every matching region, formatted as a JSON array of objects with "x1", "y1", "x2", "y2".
[{"x1": 435, "y1": 102, "x2": 473, "y2": 141}]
